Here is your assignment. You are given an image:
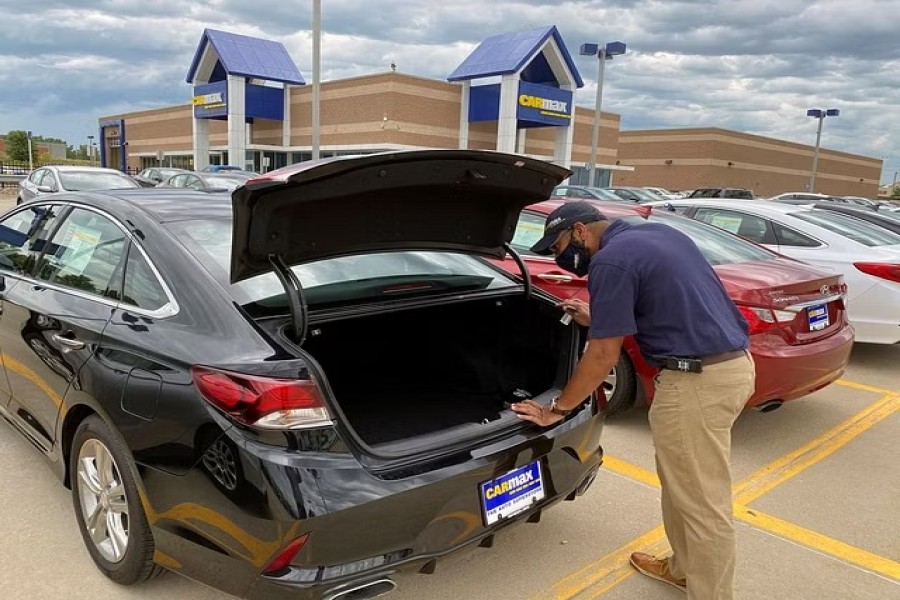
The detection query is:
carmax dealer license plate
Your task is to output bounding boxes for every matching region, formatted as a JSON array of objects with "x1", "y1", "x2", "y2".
[
  {"x1": 807, "y1": 303, "x2": 829, "y2": 331},
  {"x1": 480, "y1": 461, "x2": 545, "y2": 525}
]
